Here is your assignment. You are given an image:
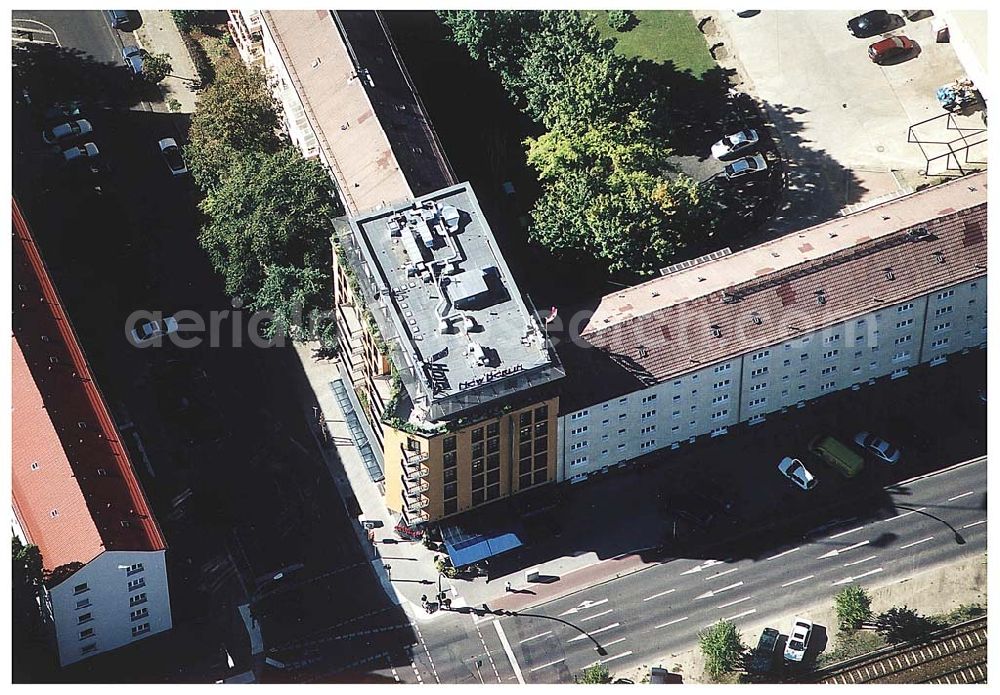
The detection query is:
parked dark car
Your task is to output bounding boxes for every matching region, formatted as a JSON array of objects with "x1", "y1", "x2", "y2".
[
  {"x1": 750, "y1": 627, "x2": 780, "y2": 674},
  {"x1": 106, "y1": 10, "x2": 132, "y2": 30},
  {"x1": 868, "y1": 35, "x2": 914, "y2": 63},
  {"x1": 663, "y1": 491, "x2": 727, "y2": 528},
  {"x1": 848, "y1": 10, "x2": 891, "y2": 38}
]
